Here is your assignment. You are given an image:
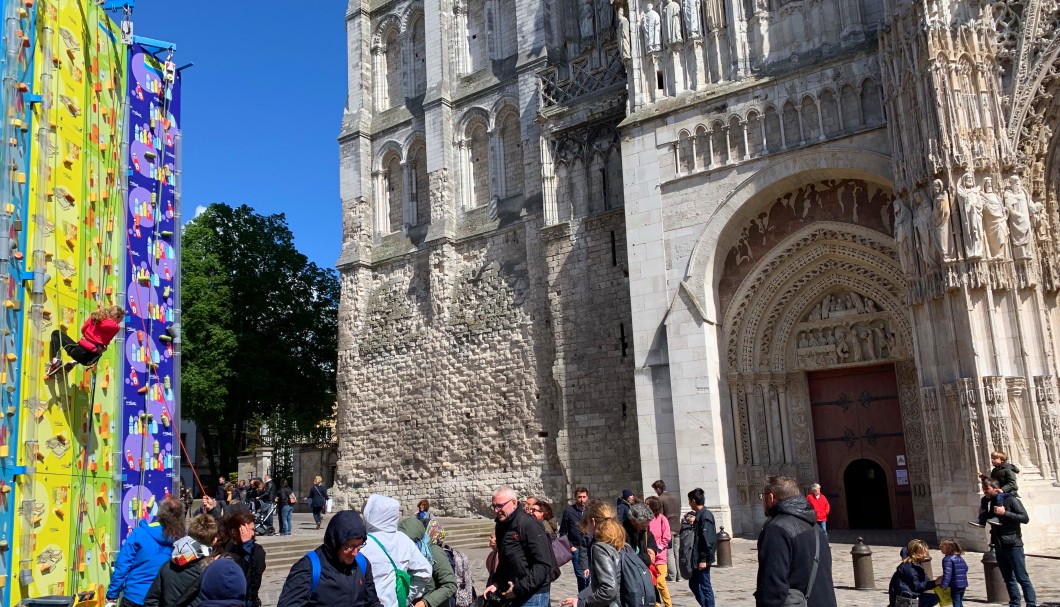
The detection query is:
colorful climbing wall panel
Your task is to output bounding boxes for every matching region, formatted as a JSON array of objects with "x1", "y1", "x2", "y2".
[
  {"x1": 10, "y1": 0, "x2": 126, "y2": 602},
  {"x1": 0, "y1": 1, "x2": 38, "y2": 602},
  {"x1": 120, "y1": 42, "x2": 179, "y2": 541}
]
